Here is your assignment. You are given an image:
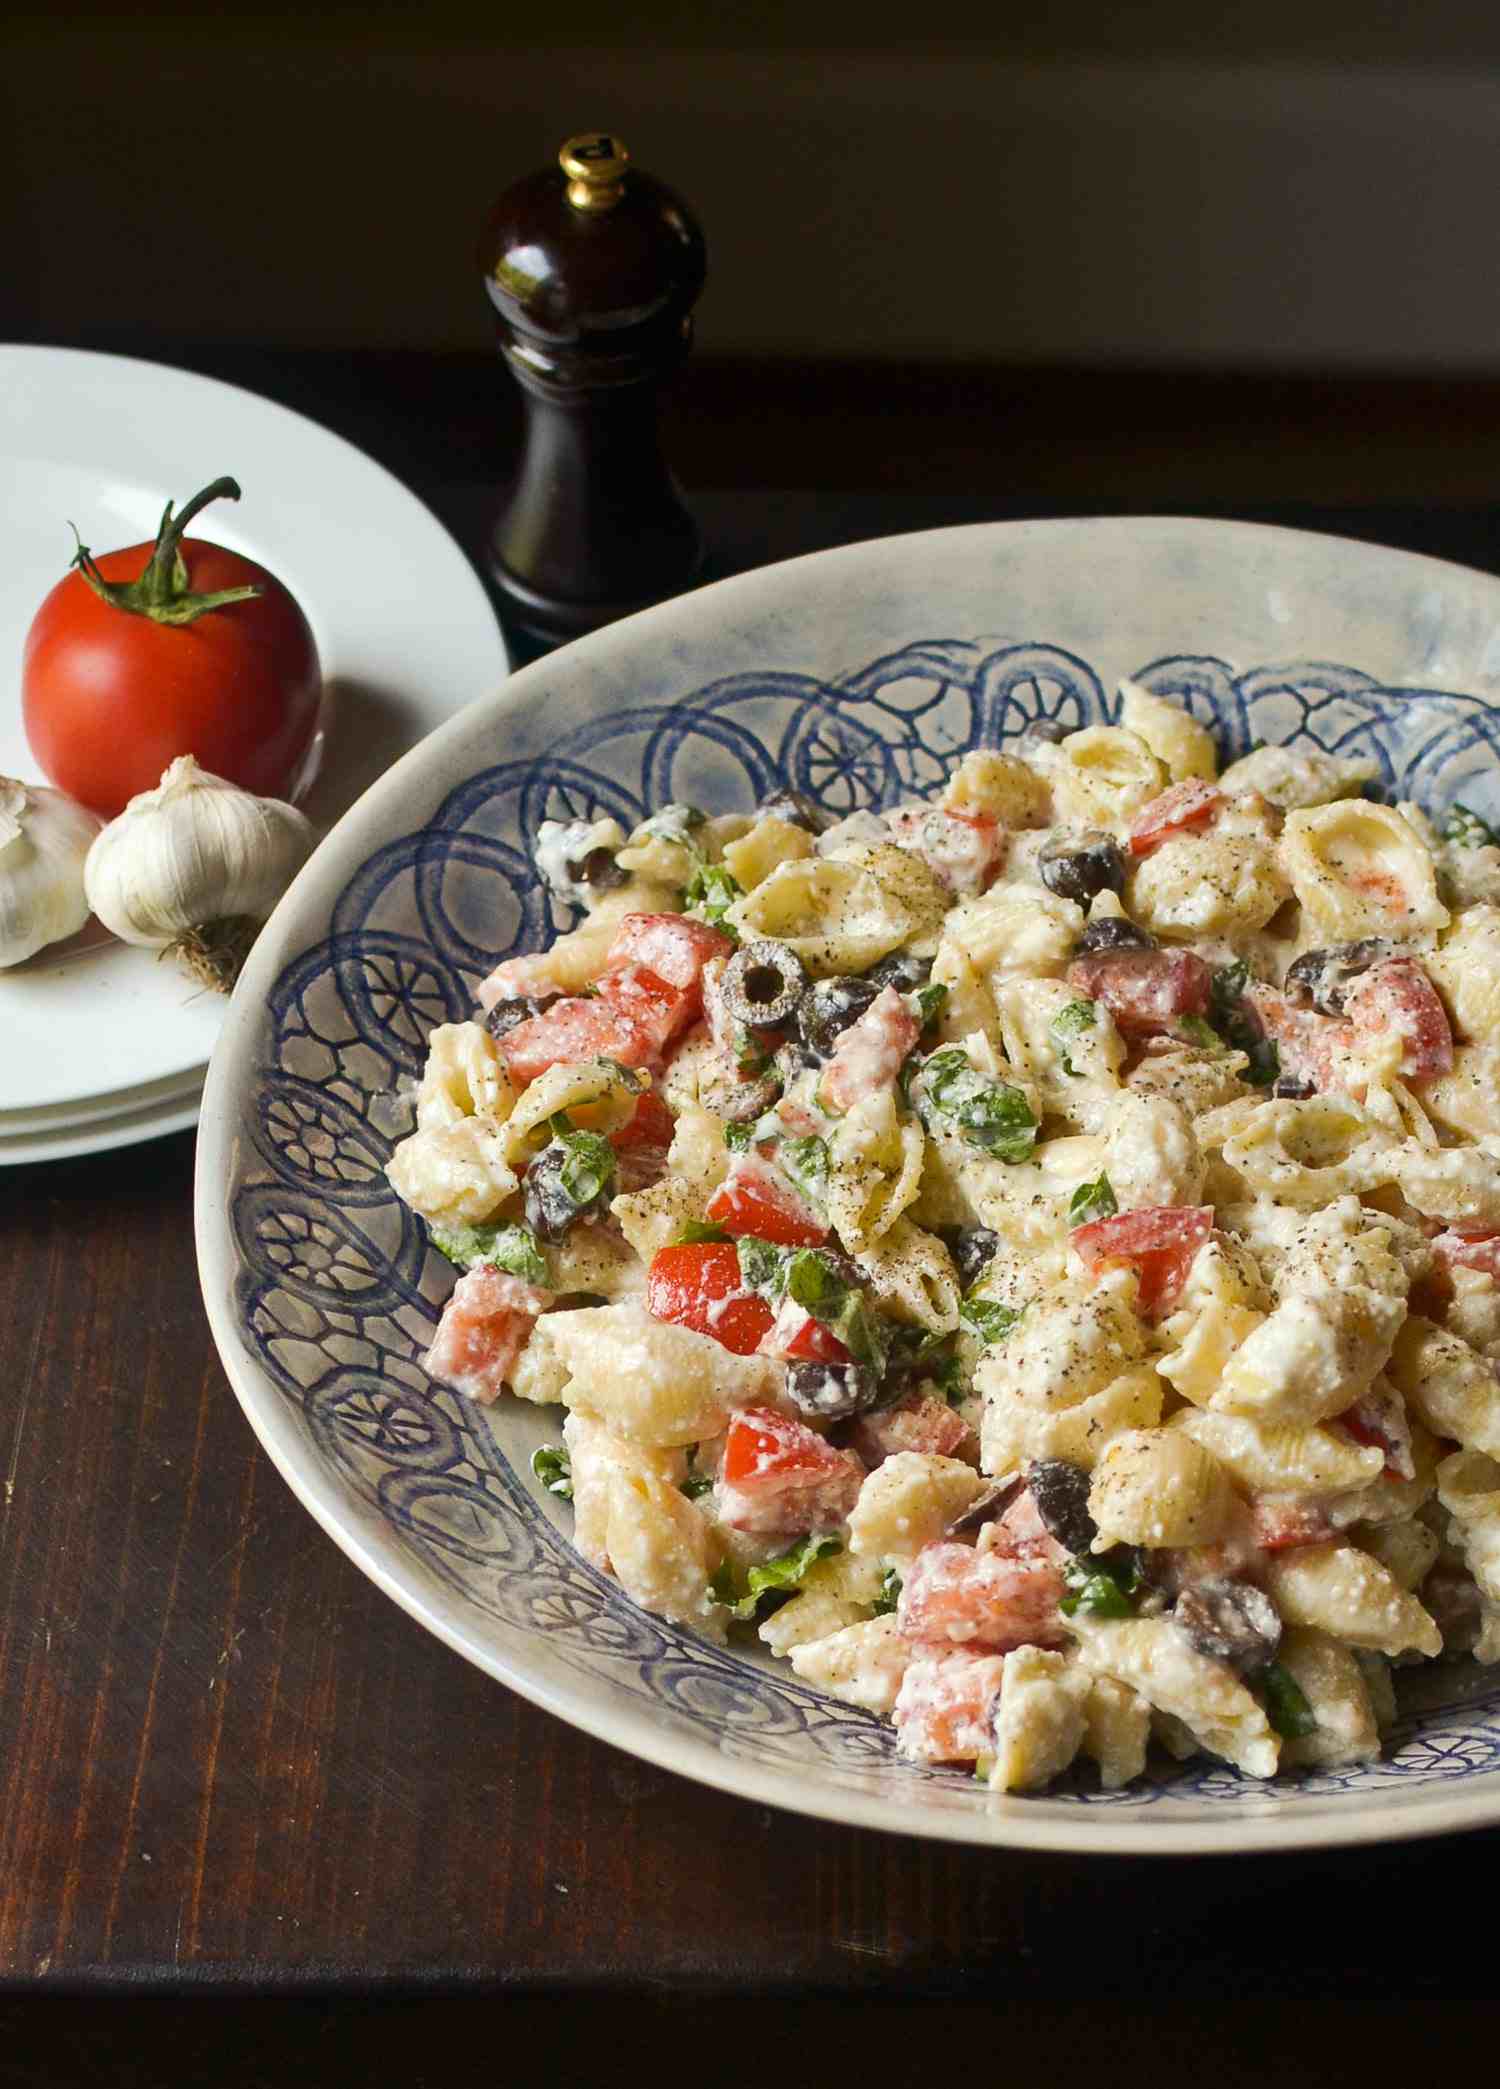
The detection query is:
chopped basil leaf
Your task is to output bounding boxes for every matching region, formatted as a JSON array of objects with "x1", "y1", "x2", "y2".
[
  {"x1": 1443, "y1": 802, "x2": 1500, "y2": 850},
  {"x1": 735, "y1": 1235, "x2": 787, "y2": 1294},
  {"x1": 713, "y1": 1533, "x2": 843, "y2": 1621},
  {"x1": 885, "y1": 1322, "x2": 950, "y2": 1370},
  {"x1": 1058, "y1": 1549, "x2": 1140, "y2": 1619},
  {"x1": 732, "y1": 1023, "x2": 772, "y2": 1075},
  {"x1": 1050, "y1": 998, "x2": 1097, "y2": 1077},
  {"x1": 1175, "y1": 1014, "x2": 1224, "y2": 1054},
  {"x1": 778, "y1": 1134, "x2": 830, "y2": 1211},
  {"x1": 532, "y1": 1444, "x2": 573, "y2": 1500},
  {"x1": 1210, "y1": 961, "x2": 1250, "y2": 1016},
  {"x1": 554, "y1": 1127, "x2": 617, "y2": 1210},
  {"x1": 428, "y1": 1220, "x2": 548, "y2": 1285},
  {"x1": 681, "y1": 1471, "x2": 715, "y2": 1501},
  {"x1": 736, "y1": 1237, "x2": 887, "y2": 1370},
  {"x1": 1241, "y1": 1037, "x2": 1281, "y2": 1088},
  {"x1": 917, "y1": 1047, "x2": 1038, "y2": 1163},
  {"x1": 873, "y1": 1567, "x2": 902, "y2": 1616},
  {"x1": 723, "y1": 1121, "x2": 755, "y2": 1152},
  {"x1": 928, "y1": 1349, "x2": 964, "y2": 1398},
  {"x1": 959, "y1": 1295, "x2": 1023, "y2": 1346},
  {"x1": 1258, "y1": 1660, "x2": 1318, "y2": 1739},
  {"x1": 1068, "y1": 1174, "x2": 1118, "y2": 1227},
  {"x1": 677, "y1": 1219, "x2": 731, "y2": 1244},
  {"x1": 1206, "y1": 964, "x2": 1279, "y2": 1086},
  {"x1": 684, "y1": 860, "x2": 743, "y2": 930},
  {"x1": 912, "y1": 981, "x2": 950, "y2": 1032},
  {"x1": 783, "y1": 1247, "x2": 886, "y2": 1369}
]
